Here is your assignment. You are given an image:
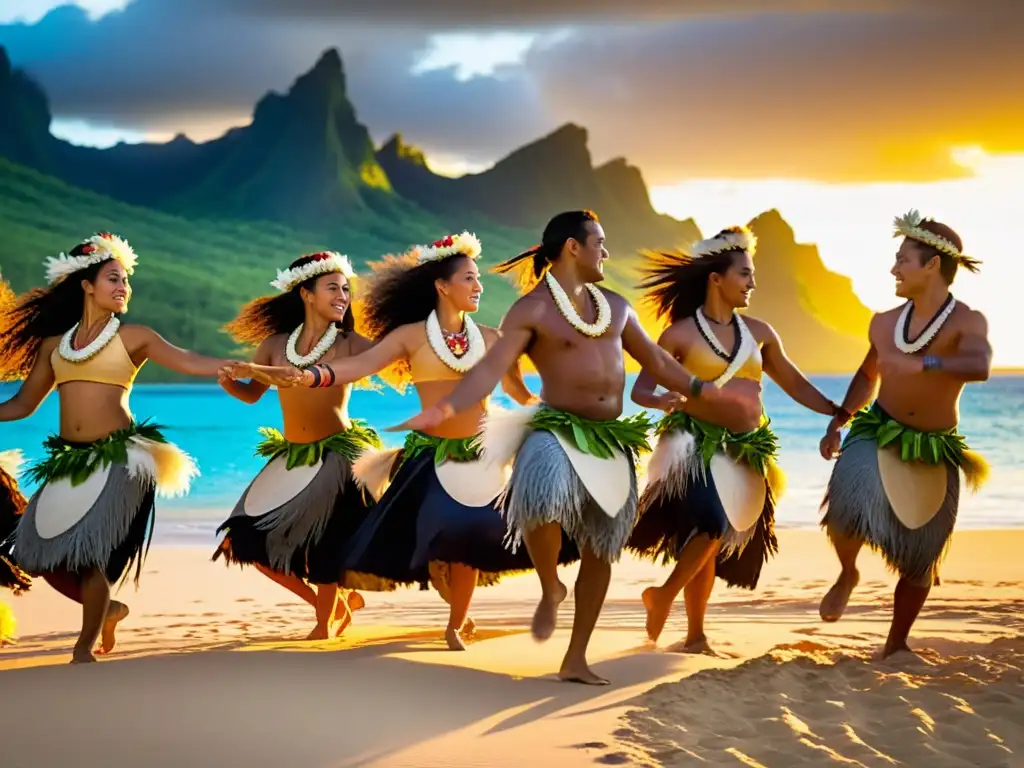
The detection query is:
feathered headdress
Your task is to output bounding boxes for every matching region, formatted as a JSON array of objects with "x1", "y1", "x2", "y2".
[
  {"x1": 893, "y1": 209, "x2": 981, "y2": 272},
  {"x1": 270, "y1": 251, "x2": 355, "y2": 293},
  {"x1": 44, "y1": 232, "x2": 138, "y2": 285},
  {"x1": 689, "y1": 226, "x2": 757, "y2": 260}
]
